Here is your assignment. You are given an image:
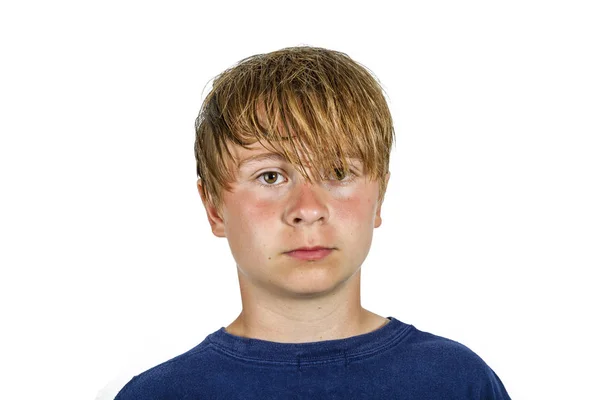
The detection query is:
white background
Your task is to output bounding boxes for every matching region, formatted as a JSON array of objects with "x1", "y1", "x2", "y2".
[{"x1": 1, "y1": 1, "x2": 598, "y2": 399}]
